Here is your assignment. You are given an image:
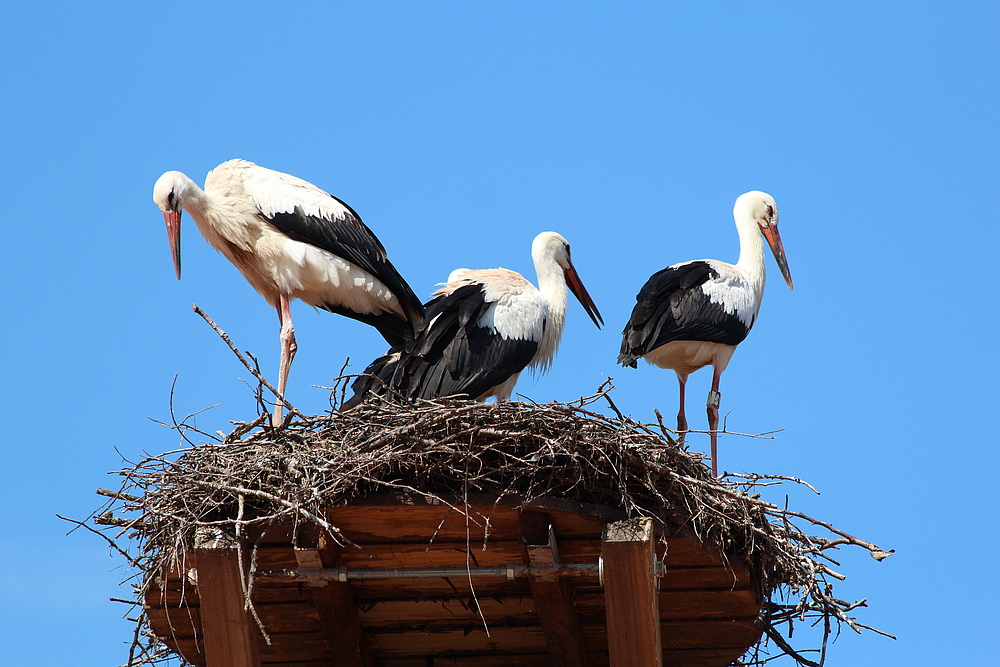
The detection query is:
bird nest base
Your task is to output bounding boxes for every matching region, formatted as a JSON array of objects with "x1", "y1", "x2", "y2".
[{"x1": 86, "y1": 385, "x2": 892, "y2": 667}]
